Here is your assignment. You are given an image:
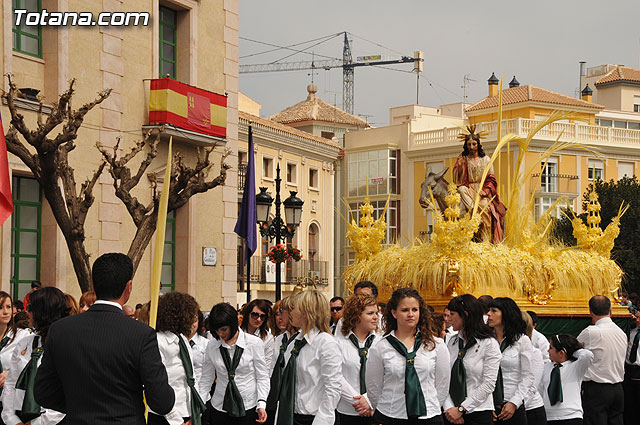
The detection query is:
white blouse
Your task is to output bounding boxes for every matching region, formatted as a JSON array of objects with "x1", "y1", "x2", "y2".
[
  {"x1": 189, "y1": 333, "x2": 209, "y2": 384},
  {"x1": 538, "y1": 349, "x2": 593, "y2": 421},
  {"x1": 498, "y1": 334, "x2": 535, "y2": 408},
  {"x1": 1, "y1": 334, "x2": 65, "y2": 425},
  {"x1": 199, "y1": 329, "x2": 270, "y2": 413},
  {"x1": 335, "y1": 330, "x2": 381, "y2": 416},
  {"x1": 253, "y1": 328, "x2": 275, "y2": 372},
  {"x1": 443, "y1": 334, "x2": 501, "y2": 413},
  {"x1": 151, "y1": 332, "x2": 197, "y2": 425},
  {"x1": 269, "y1": 330, "x2": 296, "y2": 376},
  {"x1": 524, "y1": 344, "x2": 545, "y2": 410},
  {"x1": 366, "y1": 332, "x2": 450, "y2": 420},
  {"x1": 0, "y1": 329, "x2": 31, "y2": 374},
  {"x1": 282, "y1": 328, "x2": 341, "y2": 424}
]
